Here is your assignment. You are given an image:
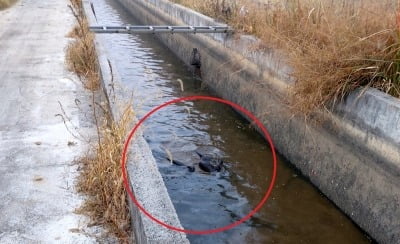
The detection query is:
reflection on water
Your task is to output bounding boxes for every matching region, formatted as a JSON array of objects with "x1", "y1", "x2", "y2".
[{"x1": 94, "y1": 0, "x2": 371, "y2": 243}]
